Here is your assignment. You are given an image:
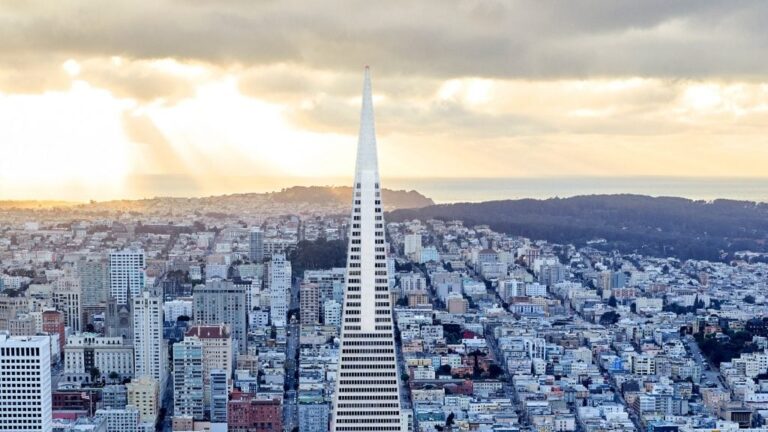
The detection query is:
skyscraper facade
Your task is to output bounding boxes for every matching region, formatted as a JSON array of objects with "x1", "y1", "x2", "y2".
[
  {"x1": 133, "y1": 290, "x2": 166, "y2": 388},
  {"x1": 209, "y1": 369, "x2": 228, "y2": 423},
  {"x1": 193, "y1": 279, "x2": 247, "y2": 354},
  {"x1": 249, "y1": 228, "x2": 264, "y2": 263},
  {"x1": 109, "y1": 248, "x2": 146, "y2": 305},
  {"x1": 300, "y1": 282, "x2": 320, "y2": 325},
  {"x1": 0, "y1": 332, "x2": 52, "y2": 432},
  {"x1": 52, "y1": 275, "x2": 82, "y2": 333},
  {"x1": 185, "y1": 324, "x2": 232, "y2": 407},
  {"x1": 78, "y1": 257, "x2": 109, "y2": 307},
  {"x1": 330, "y1": 67, "x2": 403, "y2": 431},
  {"x1": 268, "y1": 253, "x2": 291, "y2": 328},
  {"x1": 173, "y1": 337, "x2": 205, "y2": 420}
]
